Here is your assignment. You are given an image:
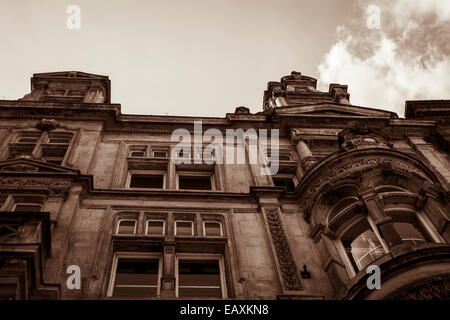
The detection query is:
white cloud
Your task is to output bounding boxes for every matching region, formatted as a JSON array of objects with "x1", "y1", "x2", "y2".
[{"x1": 318, "y1": 0, "x2": 450, "y2": 116}]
